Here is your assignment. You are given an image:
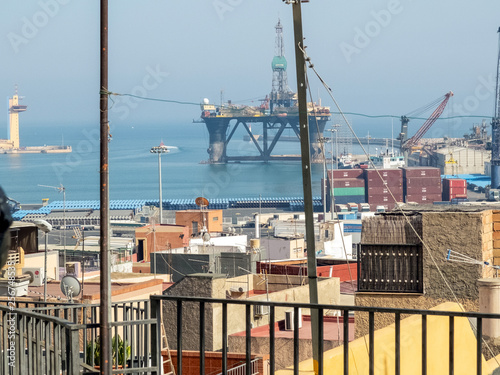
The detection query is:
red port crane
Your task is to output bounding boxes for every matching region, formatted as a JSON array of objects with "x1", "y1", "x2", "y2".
[{"x1": 399, "y1": 91, "x2": 453, "y2": 161}]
